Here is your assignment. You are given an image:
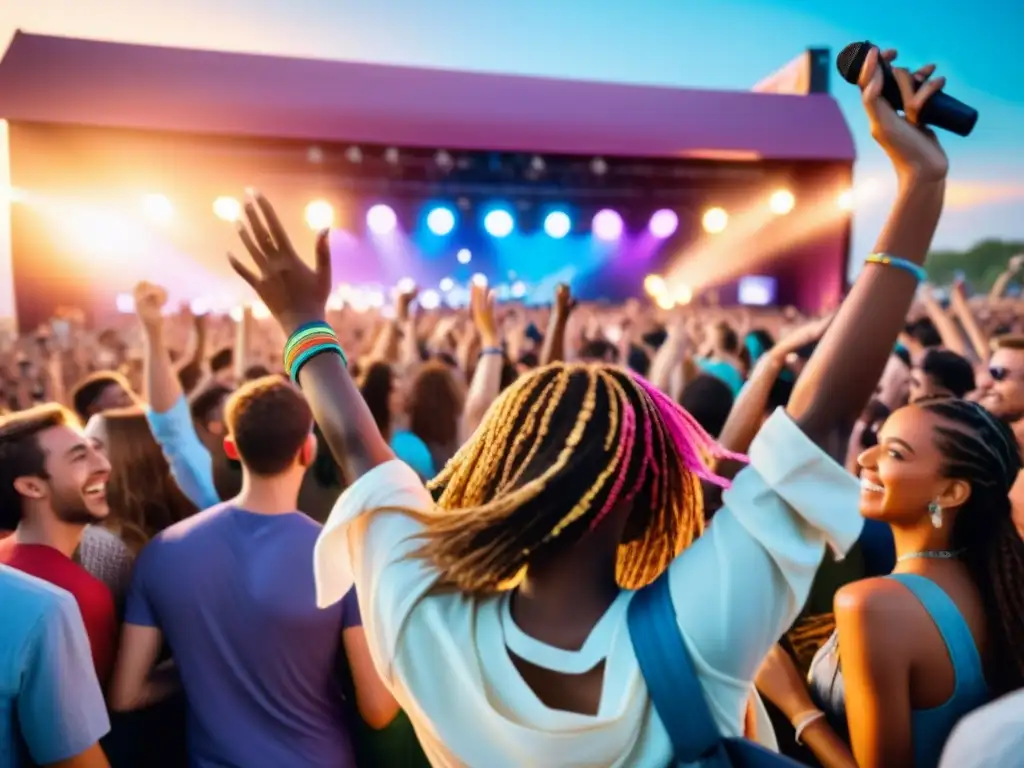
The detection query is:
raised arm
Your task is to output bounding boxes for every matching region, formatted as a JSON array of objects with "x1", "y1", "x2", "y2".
[
  {"x1": 396, "y1": 288, "x2": 422, "y2": 373},
  {"x1": 919, "y1": 285, "x2": 970, "y2": 358},
  {"x1": 539, "y1": 284, "x2": 573, "y2": 365},
  {"x1": 228, "y1": 195, "x2": 393, "y2": 481},
  {"x1": 669, "y1": 47, "x2": 951, "y2": 705},
  {"x1": 718, "y1": 314, "x2": 832, "y2": 459},
  {"x1": 463, "y1": 282, "x2": 503, "y2": 437},
  {"x1": 987, "y1": 254, "x2": 1023, "y2": 302},
  {"x1": 648, "y1": 316, "x2": 688, "y2": 395},
  {"x1": 948, "y1": 279, "x2": 991, "y2": 364},
  {"x1": 232, "y1": 306, "x2": 253, "y2": 383},
  {"x1": 178, "y1": 309, "x2": 208, "y2": 376},
  {"x1": 134, "y1": 282, "x2": 219, "y2": 510},
  {"x1": 787, "y1": 48, "x2": 948, "y2": 446},
  {"x1": 136, "y1": 283, "x2": 184, "y2": 414}
]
